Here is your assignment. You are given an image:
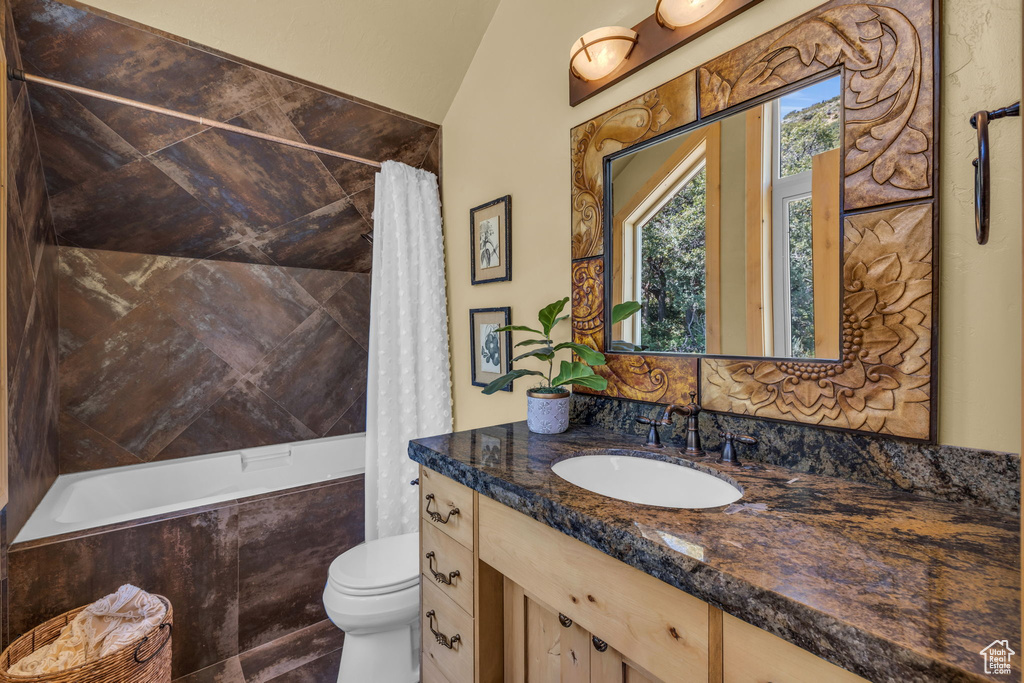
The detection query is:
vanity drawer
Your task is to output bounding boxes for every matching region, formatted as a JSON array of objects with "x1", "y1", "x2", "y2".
[
  {"x1": 479, "y1": 496, "x2": 709, "y2": 682},
  {"x1": 421, "y1": 521, "x2": 475, "y2": 615},
  {"x1": 722, "y1": 614, "x2": 868, "y2": 683},
  {"x1": 421, "y1": 653, "x2": 452, "y2": 683},
  {"x1": 422, "y1": 580, "x2": 475, "y2": 683},
  {"x1": 420, "y1": 466, "x2": 475, "y2": 549}
]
